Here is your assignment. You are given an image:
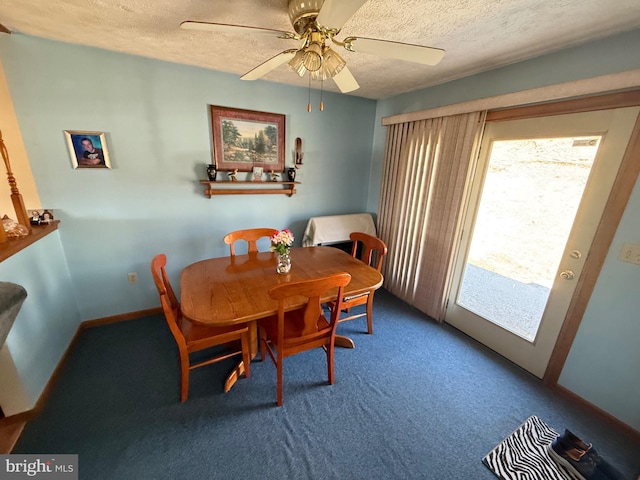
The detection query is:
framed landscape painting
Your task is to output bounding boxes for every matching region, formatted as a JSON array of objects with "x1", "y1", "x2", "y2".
[
  {"x1": 210, "y1": 105, "x2": 285, "y2": 172},
  {"x1": 64, "y1": 130, "x2": 112, "y2": 169}
]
